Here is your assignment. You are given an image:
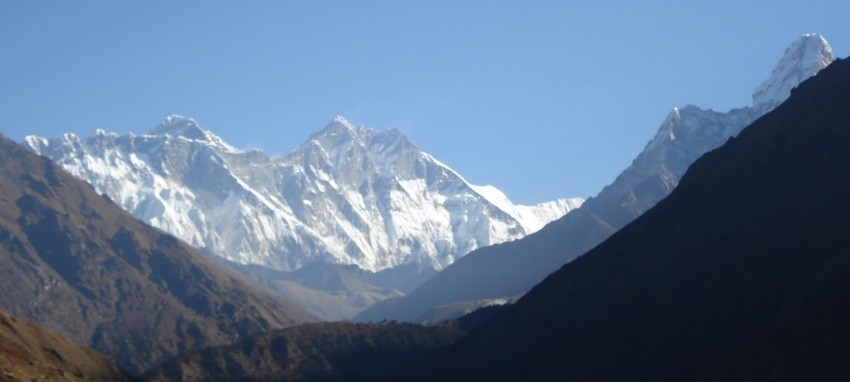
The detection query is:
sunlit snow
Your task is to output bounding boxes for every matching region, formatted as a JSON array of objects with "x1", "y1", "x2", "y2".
[{"x1": 24, "y1": 115, "x2": 583, "y2": 273}]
